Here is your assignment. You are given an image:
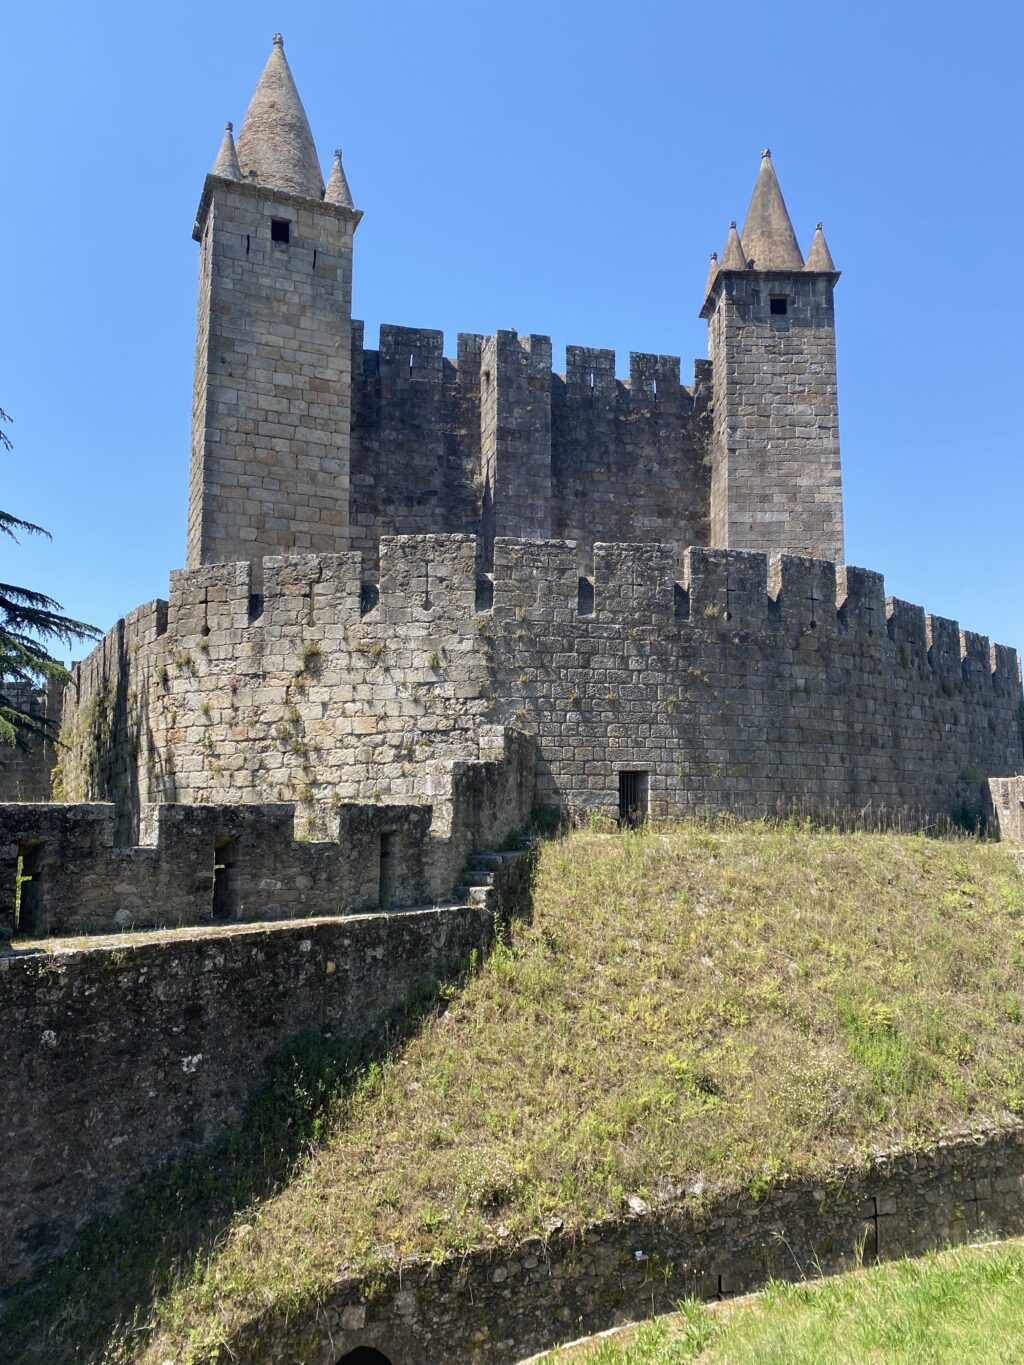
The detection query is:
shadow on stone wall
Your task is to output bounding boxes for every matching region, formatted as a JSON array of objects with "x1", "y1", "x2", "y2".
[{"x1": 0, "y1": 971, "x2": 462, "y2": 1363}]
